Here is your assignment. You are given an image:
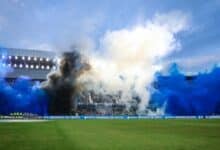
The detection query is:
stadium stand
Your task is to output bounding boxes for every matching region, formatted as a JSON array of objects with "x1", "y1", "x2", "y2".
[{"x1": 0, "y1": 47, "x2": 56, "y2": 82}]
